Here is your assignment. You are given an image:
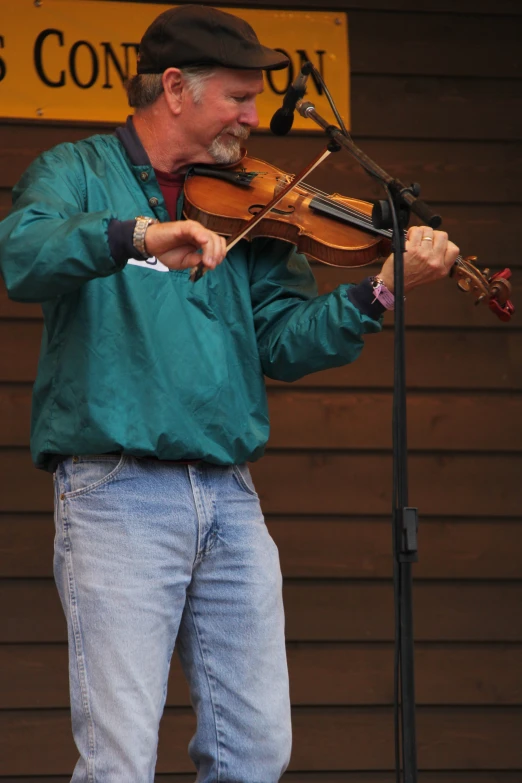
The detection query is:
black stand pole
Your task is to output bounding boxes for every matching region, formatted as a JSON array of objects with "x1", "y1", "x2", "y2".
[
  {"x1": 295, "y1": 101, "x2": 442, "y2": 783},
  {"x1": 387, "y1": 185, "x2": 418, "y2": 783}
]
